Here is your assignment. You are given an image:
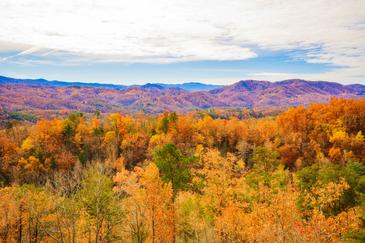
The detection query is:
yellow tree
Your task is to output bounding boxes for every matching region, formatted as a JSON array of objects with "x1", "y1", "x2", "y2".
[
  {"x1": 141, "y1": 163, "x2": 175, "y2": 243},
  {"x1": 175, "y1": 191, "x2": 211, "y2": 242},
  {"x1": 114, "y1": 166, "x2": 148, "y2": 242},
  {"x1": 193, "y1": 149, "x2": 246, "y2": 216},
  {"x1": 114, "y1": 163, "x2": 175, "y2": 243},
  {"x1": 0, "y1": 187, "x2": 18, "y2": 242}
]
